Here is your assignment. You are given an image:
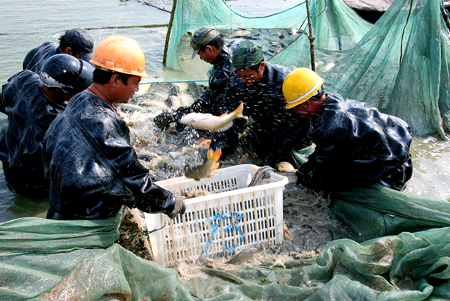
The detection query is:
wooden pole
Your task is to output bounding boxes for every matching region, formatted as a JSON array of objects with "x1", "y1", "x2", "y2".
[
  {"x1": 163, "y1": 0, "x2": 178, "y2": 67},
  {"x1": 305, "y1": 0, "x2": 316, "y2": 71}
]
